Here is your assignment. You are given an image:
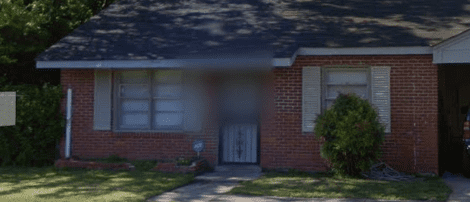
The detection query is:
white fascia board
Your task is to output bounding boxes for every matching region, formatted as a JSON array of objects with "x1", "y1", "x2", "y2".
[
  {"x1": 298, "y1": 46, "x2": 432, "y2": 56},
  {"x1": 36, "y1": 60, "x2": 184, "y2": 68},
  {"x1": 36, "y1": 46, "x2": 434, "y2": 69},
  {"x1": 433, "y1": 50, "x2": 470, "y2": 64},
  {"x1": 37, "y1": 59, "x2": 293, "y2": 68},
  {"x1": 272, "y1": 58, "x2": 292, "y2": 67}
]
